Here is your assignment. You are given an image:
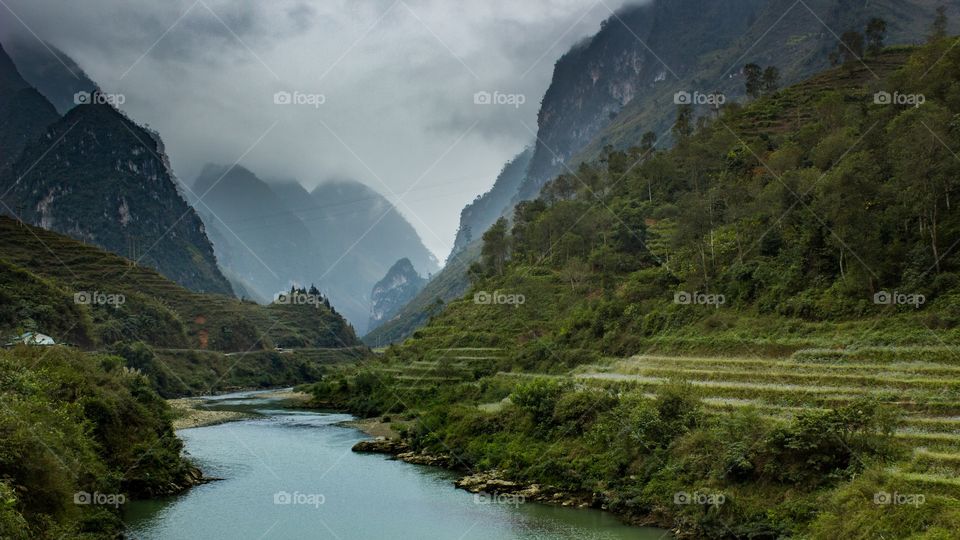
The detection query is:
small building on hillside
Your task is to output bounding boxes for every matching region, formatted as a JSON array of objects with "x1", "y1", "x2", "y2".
[{"x1": 5, "y1": 332, "x2": 56, "y2": 347}]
